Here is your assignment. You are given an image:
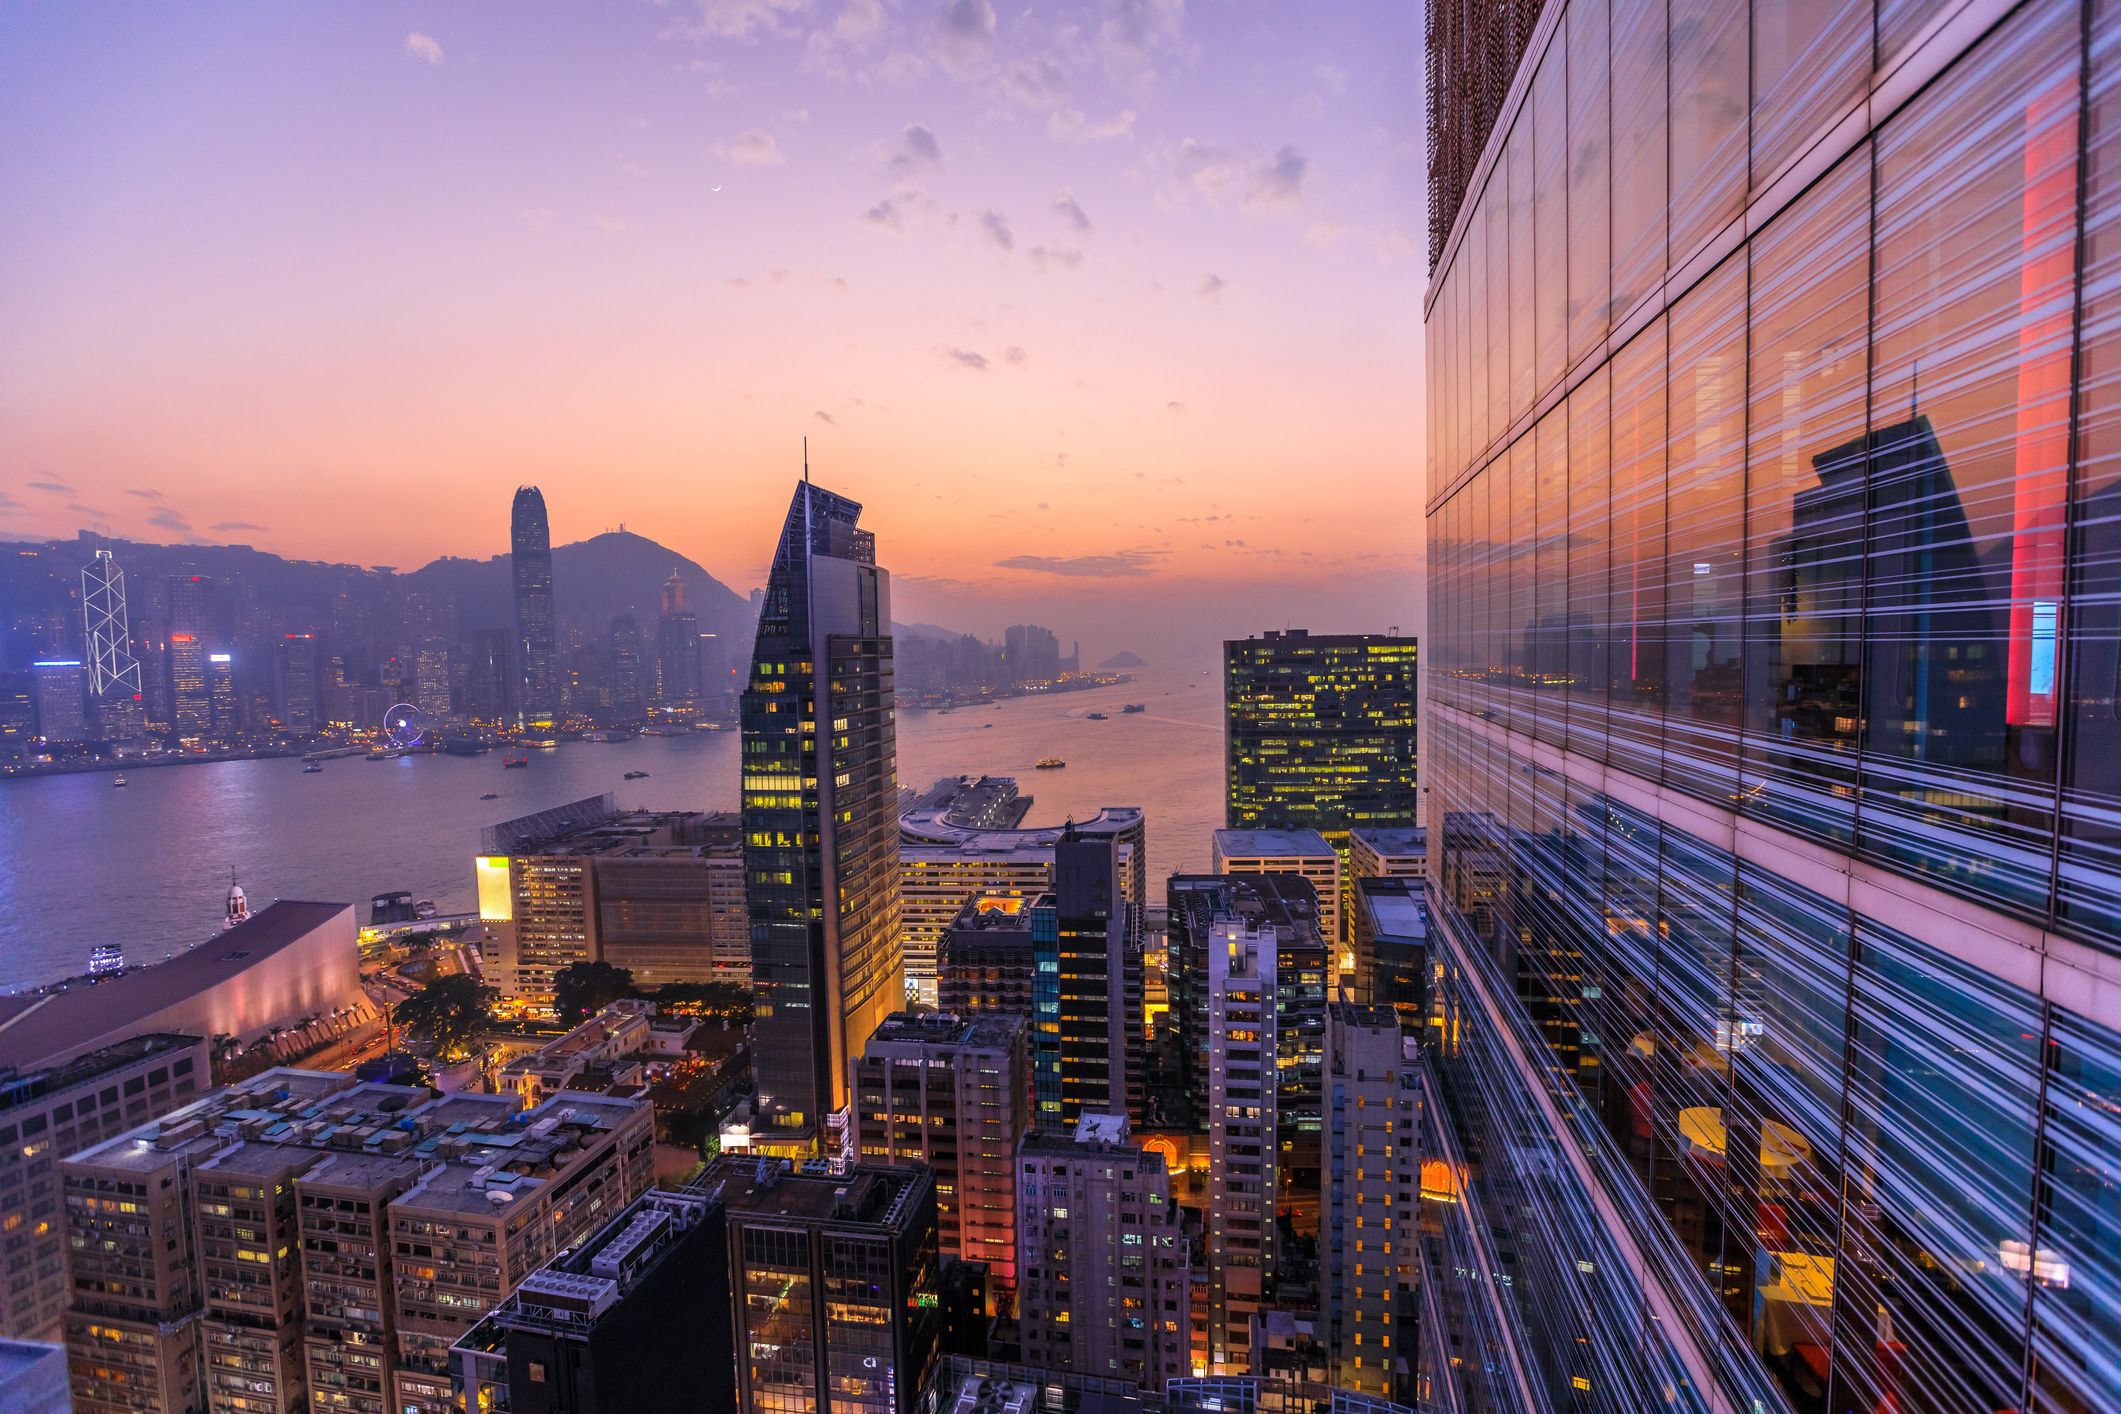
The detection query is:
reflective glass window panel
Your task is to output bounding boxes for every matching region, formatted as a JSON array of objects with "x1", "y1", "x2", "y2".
[
  {"x1": 1611, "y1": 0, "x2": 1668, "y2": 320},
  {"x1": 2031, "y1": 1005, "x2": 2121, "y2": 1412},
  {"x1": 1751, "y1": 0, "x2": 1869, "y2": 184},
  {"x1": 2060, "y1": 0, "x2": 2121, "y2": 938},
  {"x1": 1533, "y1": 409, "x2": 1570, "y2": 745},
  {"x1": 1667, "y1": 0, "x2": 1748, "y2": 259},
  {"x1": 1662, "y1": 257, "x2": 1746, "y2": 804},
  {"x1": 1533, "y1": 37, "x2": 1569, "y2": 395},
  {"x1": 1567, "y1": 366, "x2": 1613, "y2": 750},
  {"x1": 1567, "y1": 0, "x2": 1613, "y2": 363},
  {"x1": 1608, "y1": 320, "x2": 1668, "y2": 781},
  {"x1": 1839, "y1": 919, "x2": 2039, "y2": 1414},
  {"x1": 1509, "y1": 118, "x2": 1536, "y2": 423},
  {"x1": 1862, "y1": 0, "x2": 2076, "y2": 912},
  {"x1": 1742, "y1": 152, "x2": 1870, "y2": 845}
]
